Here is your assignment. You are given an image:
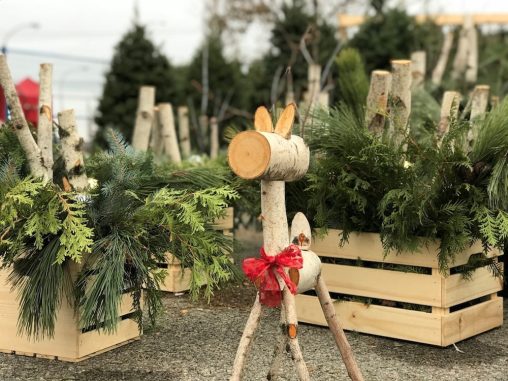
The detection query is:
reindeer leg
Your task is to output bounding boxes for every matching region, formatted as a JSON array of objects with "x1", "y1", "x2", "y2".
[
  {"x1": 282, "y1": 288, "x2": 311, "y2": 381},
  {"x1": 230, "y1": 294, "x2": 264, "y2": 381},
  {"x1": 267, "y1": 303, "x2": 288, "y2": 380},
  {"x1": 315, "y1": 275, "x2": 365, "y2": 381}
]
